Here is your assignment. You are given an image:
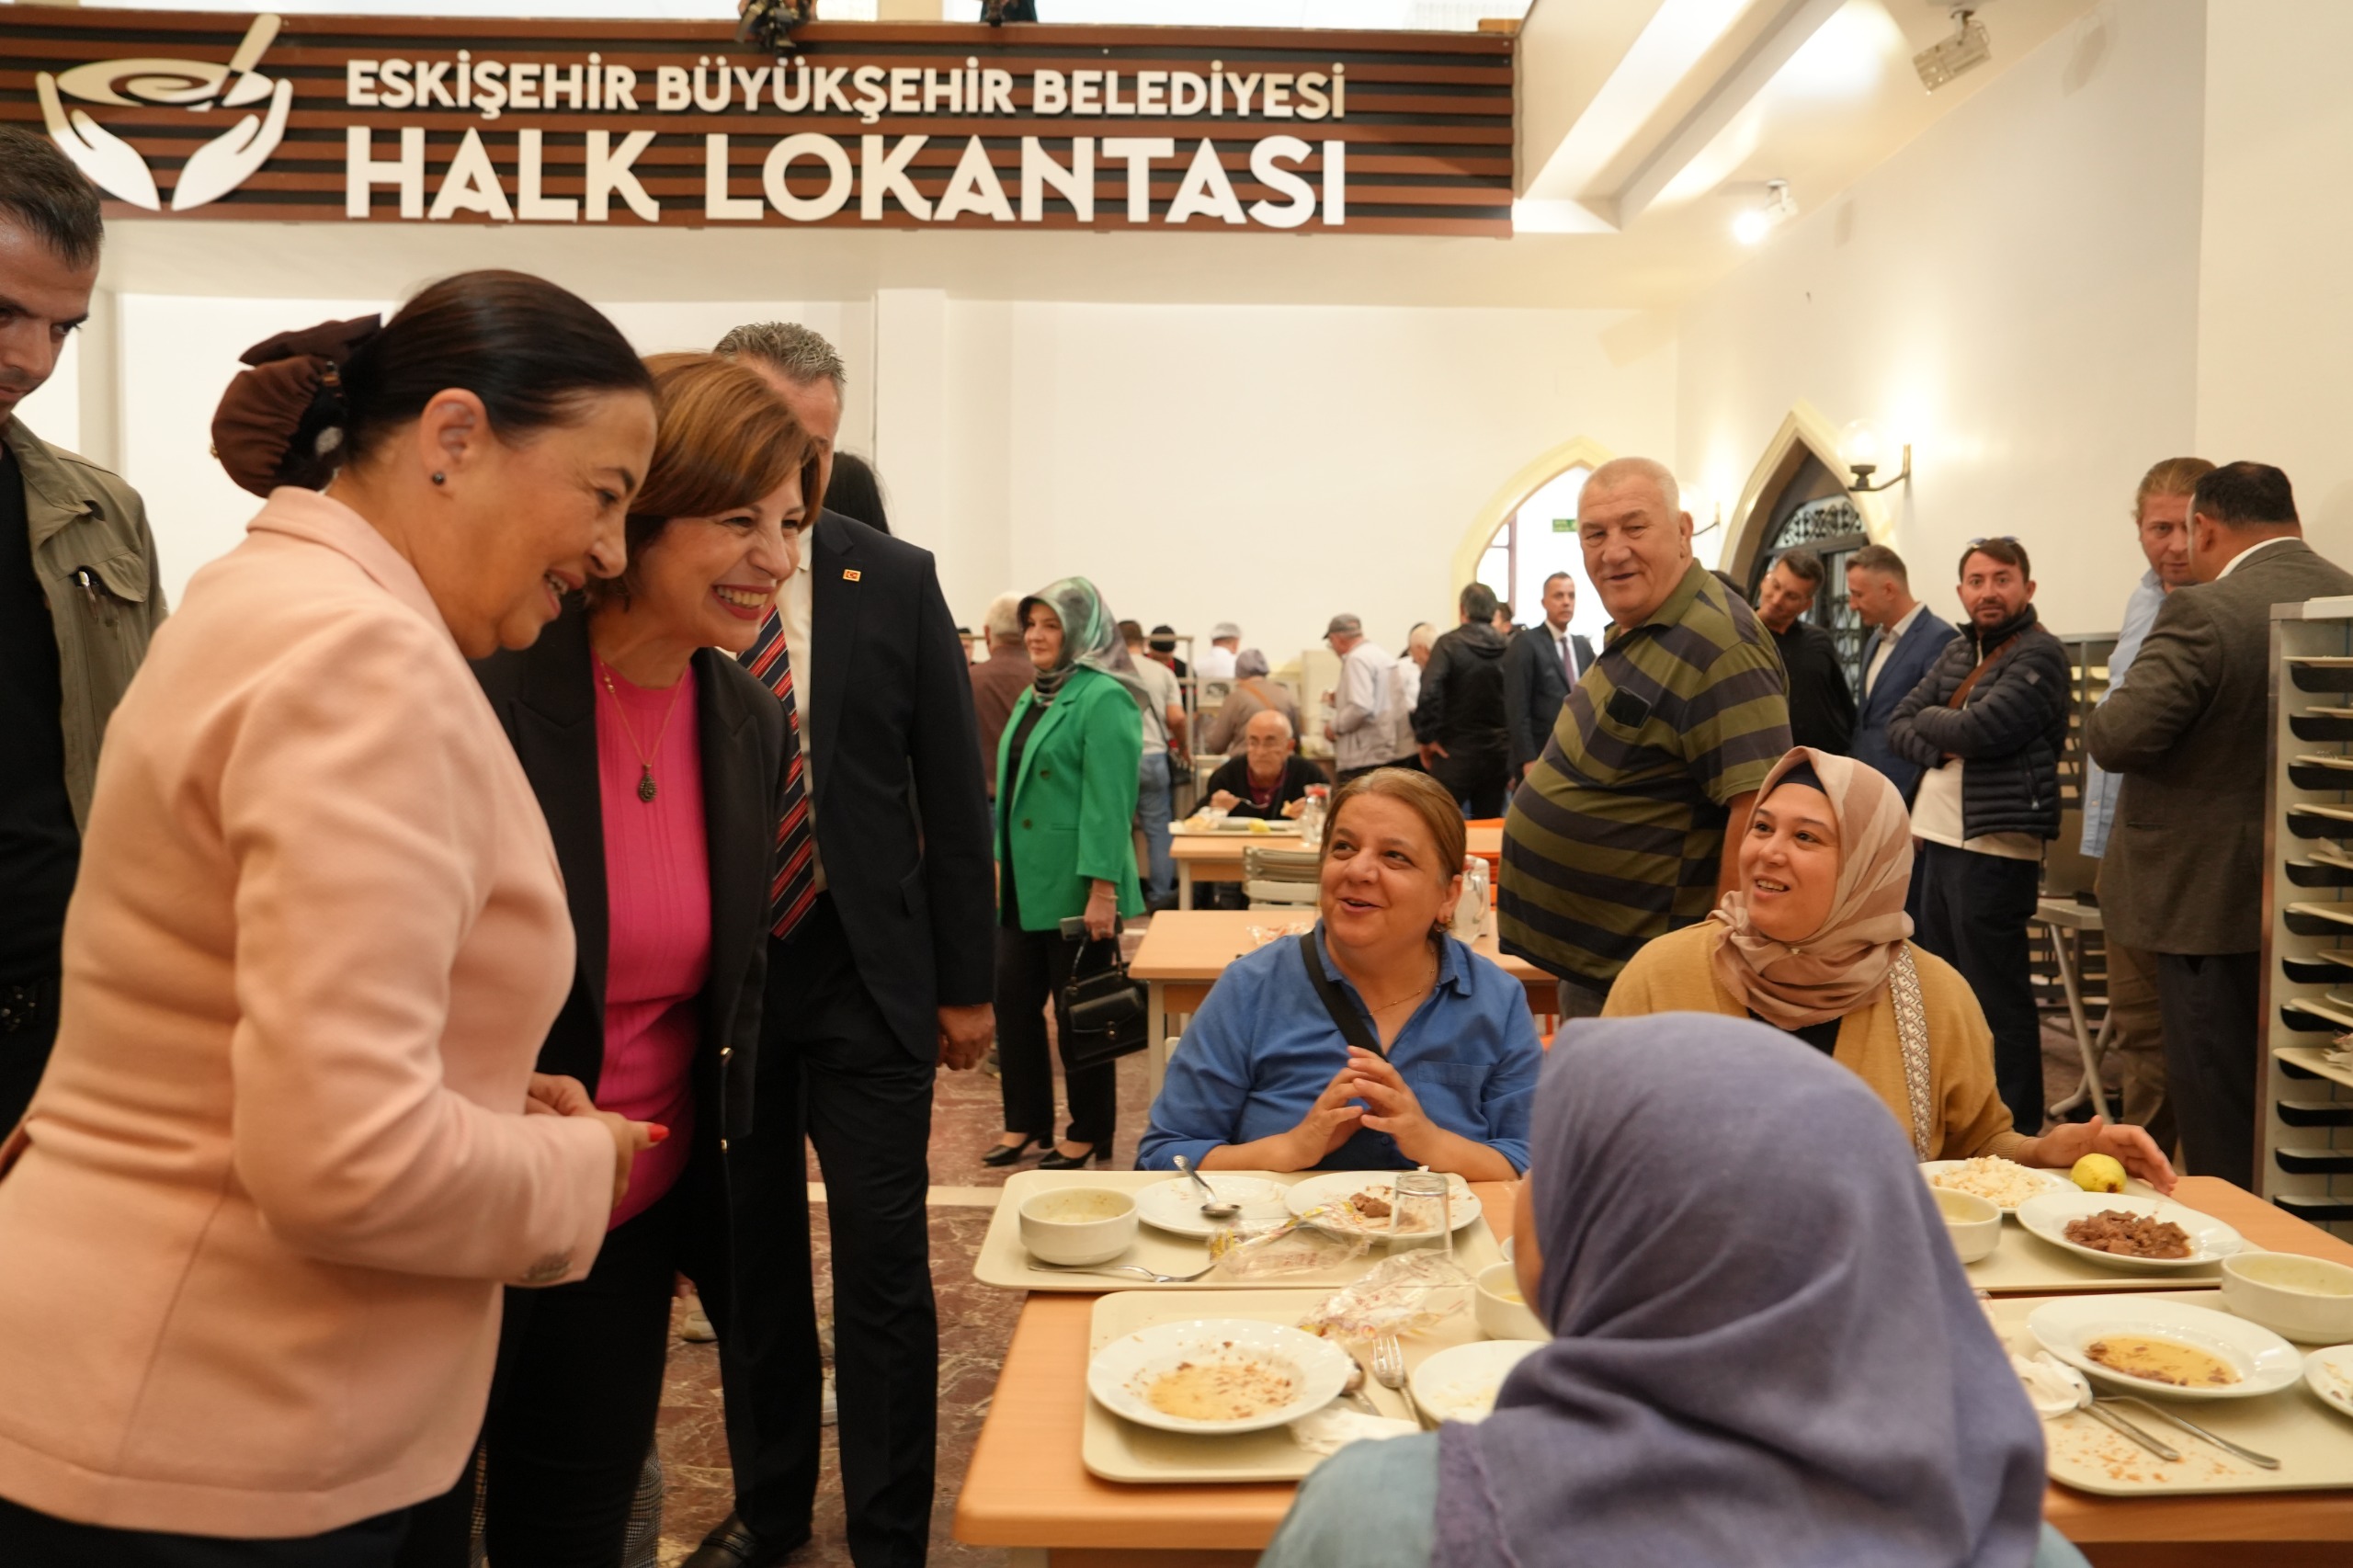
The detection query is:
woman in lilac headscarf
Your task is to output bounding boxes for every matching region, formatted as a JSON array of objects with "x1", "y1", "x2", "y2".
[{"x1": 1256, "y1": 1014, "x2": 2085, "y2": 1568}]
